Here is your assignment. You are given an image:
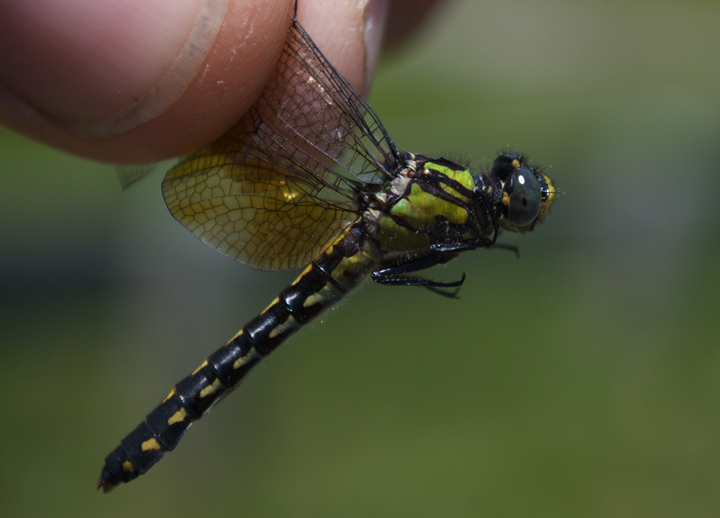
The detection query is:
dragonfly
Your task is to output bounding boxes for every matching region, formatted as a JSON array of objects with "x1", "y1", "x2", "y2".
[{"x1": 99, "y1": 7, "x2": 556, "y2": 493}]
